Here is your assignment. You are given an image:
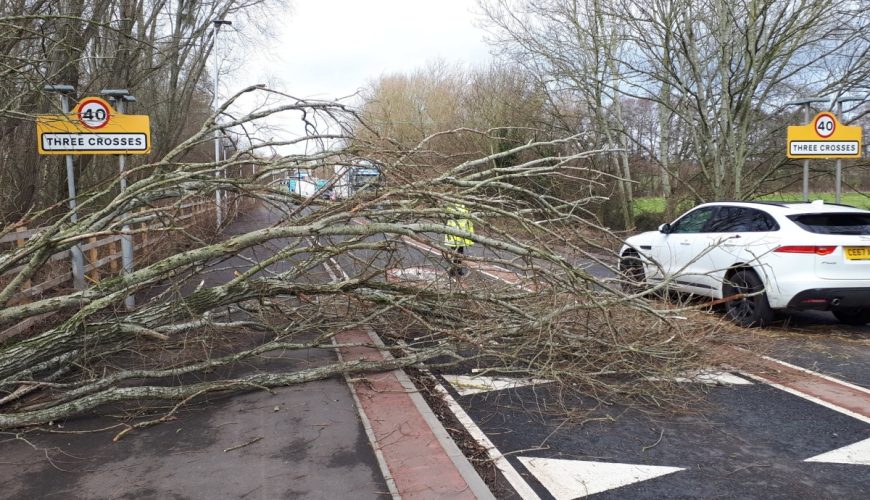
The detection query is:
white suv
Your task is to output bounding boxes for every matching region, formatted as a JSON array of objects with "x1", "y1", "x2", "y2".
[{"x1": 619, "y1": 201, "x2": 870, "y2": 327}]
